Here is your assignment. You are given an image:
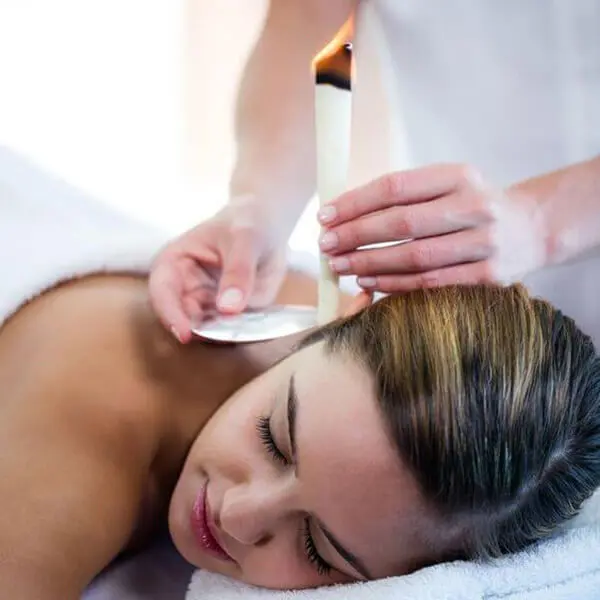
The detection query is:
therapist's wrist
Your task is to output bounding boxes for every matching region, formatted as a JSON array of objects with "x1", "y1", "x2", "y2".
[
  {"x1": 225, "y1": 193, "x2": 295, "y2": 250},
  {"x1": 508, "y1": 157, "x2": 600, "y2": 269},
  {"x1": 228, "y1": 189, "x2": 309, "y2": 247},
  {"x1": 505, "y1": 180, "x2": 562, "y2": 273},
  {"x1": 501, "y1": 183, "x2": 551, "y2": 276}
]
